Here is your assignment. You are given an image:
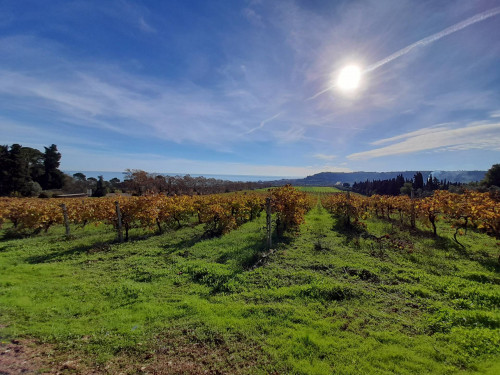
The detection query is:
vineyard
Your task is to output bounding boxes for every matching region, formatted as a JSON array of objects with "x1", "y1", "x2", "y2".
[
  {"x1": 1, "y1": 188, "x2": 498, "y2": 243},
  {"x1": 1, "y1": 186, "x2": 499, "y2": 374},
  {"x1": 322, "y1": 190, "x2": 500, "y2": 242},
  {"x1": 0, "y1": 186, "x2": 314, "y2": 242}
]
